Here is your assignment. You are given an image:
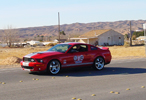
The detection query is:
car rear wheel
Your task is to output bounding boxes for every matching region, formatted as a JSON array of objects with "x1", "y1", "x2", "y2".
[
  {"x1": 93, "y1": 57, "x2": 105, "y2": 70},
  {"x1": 47, "y1": 60, "x2": 61, "y2": 75}
]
